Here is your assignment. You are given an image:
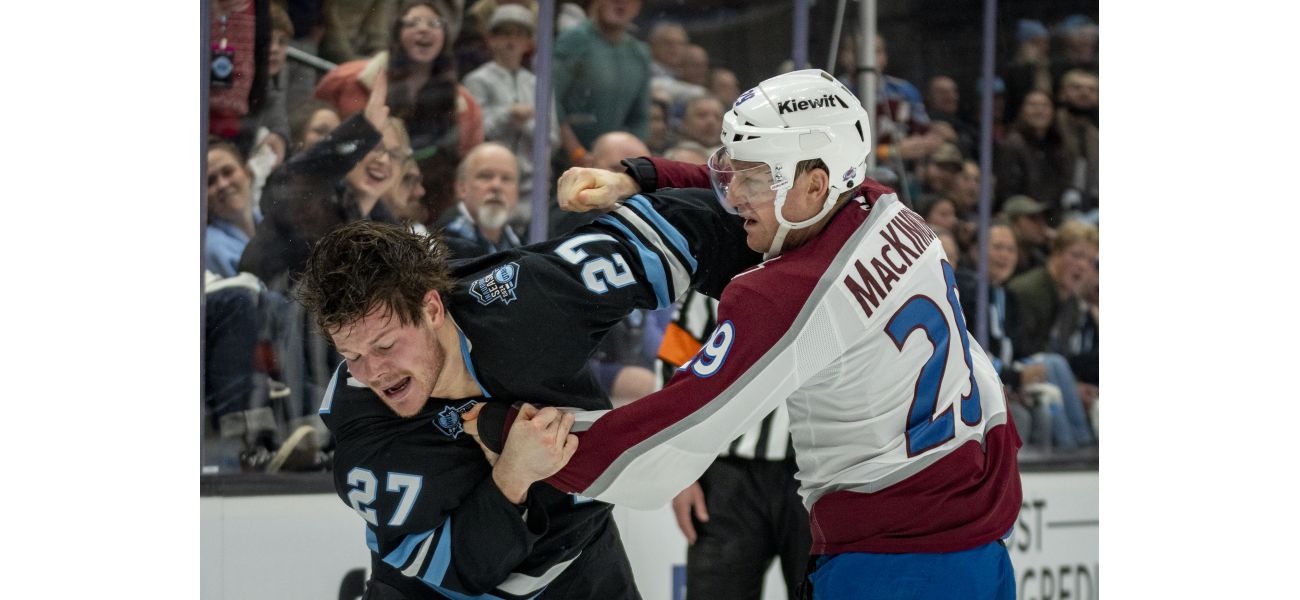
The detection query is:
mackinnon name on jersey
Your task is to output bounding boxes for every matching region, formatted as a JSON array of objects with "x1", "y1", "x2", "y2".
[{"x1": 842, "y1": 207, "x2": 939, "y2": 318}]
